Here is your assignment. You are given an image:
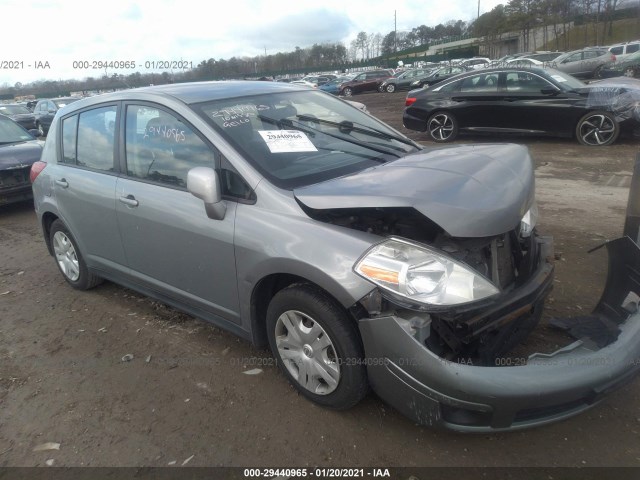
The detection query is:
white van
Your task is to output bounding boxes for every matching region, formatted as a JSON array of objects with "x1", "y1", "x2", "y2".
[{"x1": 608, "y1": 40, "x2": 640, "y2": 61}]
